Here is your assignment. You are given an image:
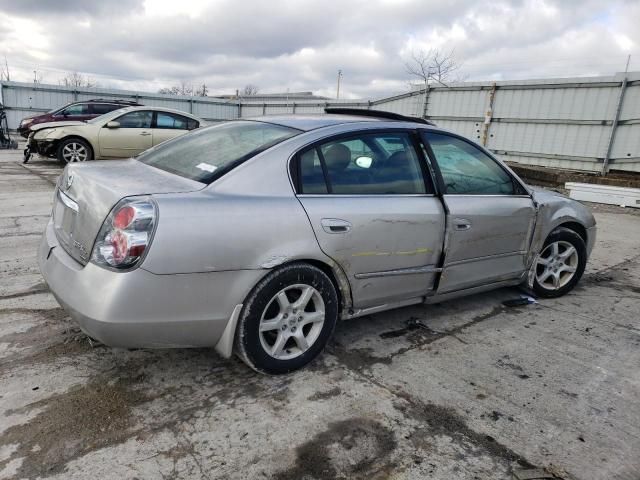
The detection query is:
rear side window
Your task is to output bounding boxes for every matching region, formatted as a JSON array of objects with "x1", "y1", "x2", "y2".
[
  {"x1": 137, "y1": 121, "x2": 300, "y2": 183},
  {"x1": 425, "y1": 132, "x2": 515, "y2": 195},
  {"x1": 92, "y1": 103, "x2": 121, "y2": 115},
  {"x1": 299, "y1": 149, "x2": 328, "y2": 194},
  {"x1": 156, "y1": 112, "x2": 199, "y2": 130},
  {"x1": 297, "y1": 132, "x2": 429, "y2": 195}
]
